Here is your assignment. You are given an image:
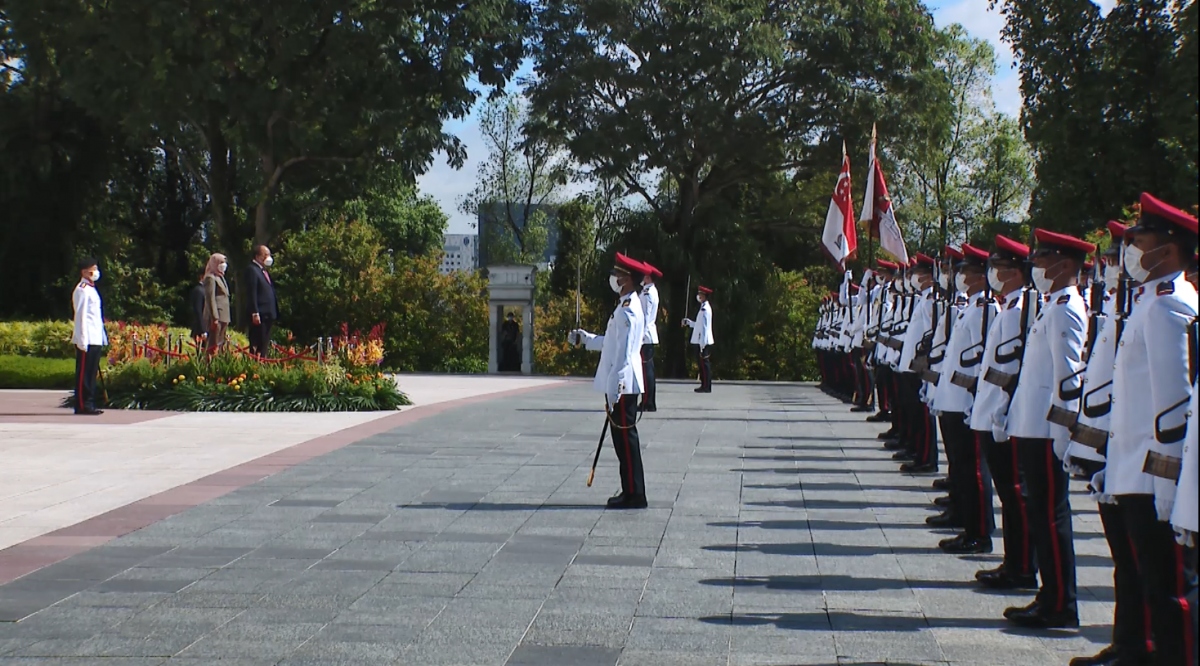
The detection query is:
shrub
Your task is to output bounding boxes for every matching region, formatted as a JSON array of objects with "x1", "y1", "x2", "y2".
[
  {"x1": 534, "y1": 292, "x2": 602, "y2": 377},
  {"x1": 0, "y1": 321, "x2": 247, "y2": 360},
  {"x1": 0, "y1": 355, "x2": 79, "y2": 389},
  {"x1": 432, "y1": 357, "x2": 489, "y2": 374}
]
